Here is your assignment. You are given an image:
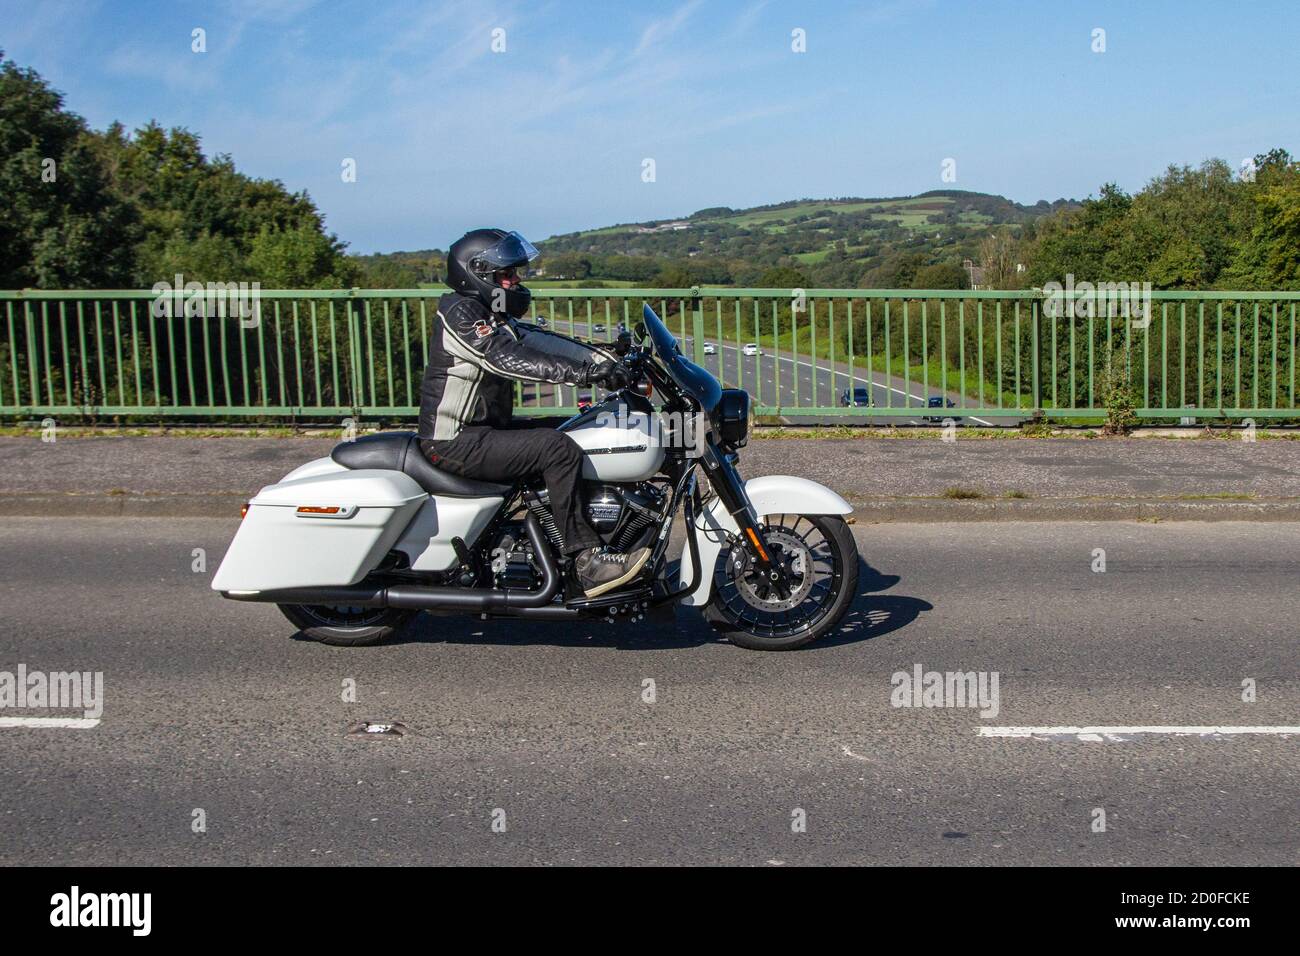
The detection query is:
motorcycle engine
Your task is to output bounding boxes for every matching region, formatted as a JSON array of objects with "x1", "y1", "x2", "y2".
[
  {"x1": 584, "y1": 484, "x2": 625, "y2": 533},
  {"x1": 525, "y1": 482, "x2": 666, "y2": 552},
  {"x1": 485, "y1": 525, "x2": 541, "y2": 590},
  {"x1": 591, "y1": 482, "x2": 666, "y2": 551}
]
